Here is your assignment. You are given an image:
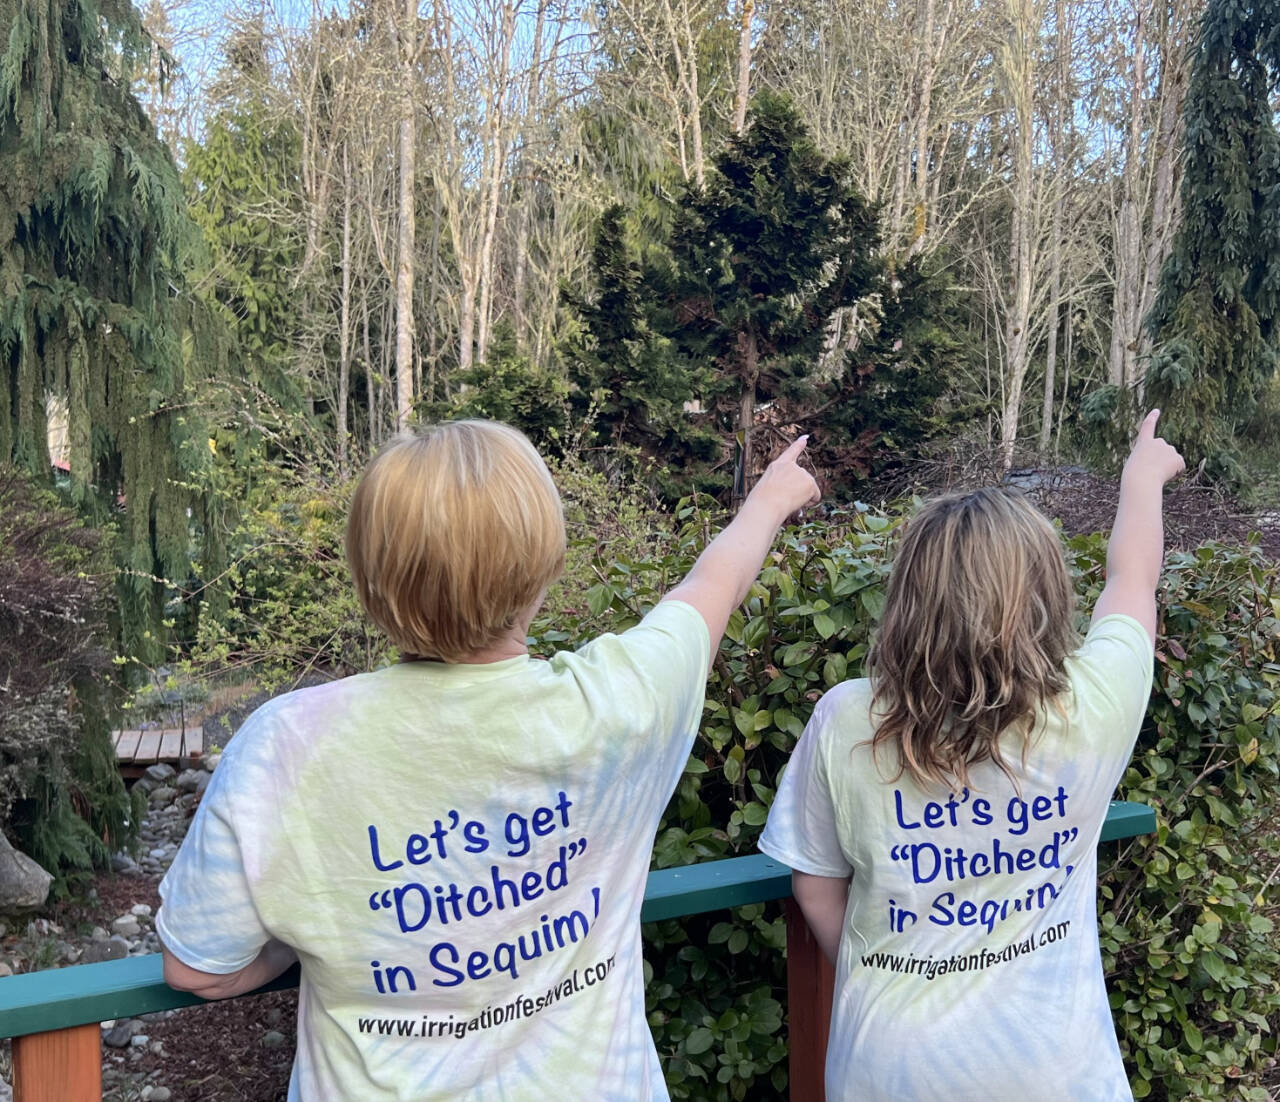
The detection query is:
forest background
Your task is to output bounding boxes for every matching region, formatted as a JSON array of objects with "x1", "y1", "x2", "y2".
[{"x1": 4, "y1": 0, "x2": 1280, "y2": 1096}]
